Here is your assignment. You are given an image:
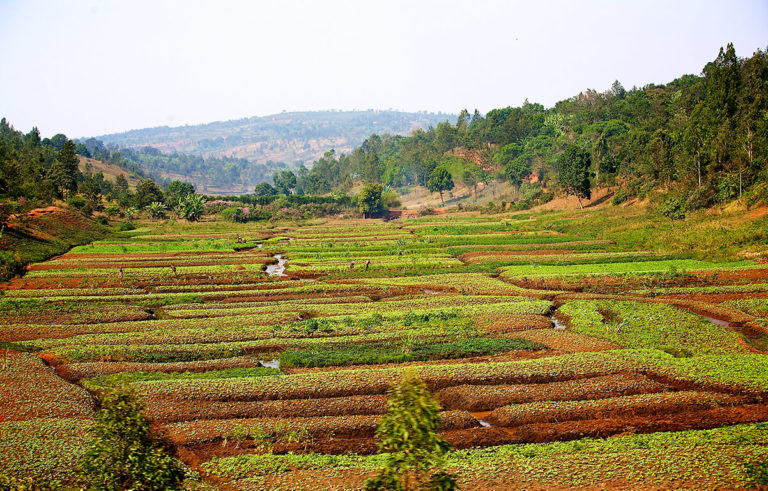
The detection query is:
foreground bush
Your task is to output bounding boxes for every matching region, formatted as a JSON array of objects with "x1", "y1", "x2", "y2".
[
  {"x1": 366, "y1": 371, "x2": 457, "y2": 490},
  {"x1": 78, "y1": 386, "x2": 185, "y2": 490}
]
